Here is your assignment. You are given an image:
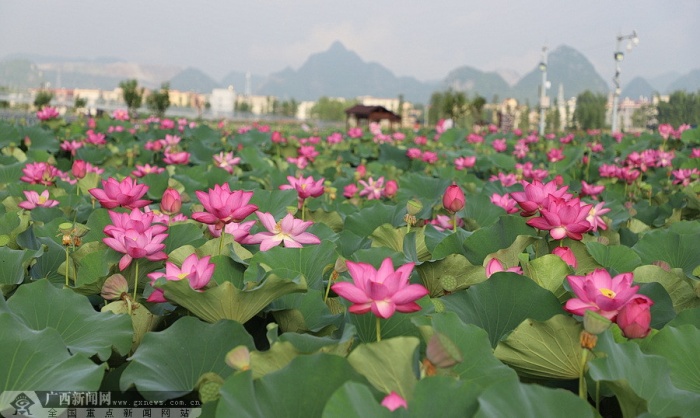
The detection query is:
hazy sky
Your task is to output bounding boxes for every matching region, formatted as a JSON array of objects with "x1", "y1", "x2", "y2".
[{"x1": 1, "y1": 1, "x2": 698, "y2": 84}]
